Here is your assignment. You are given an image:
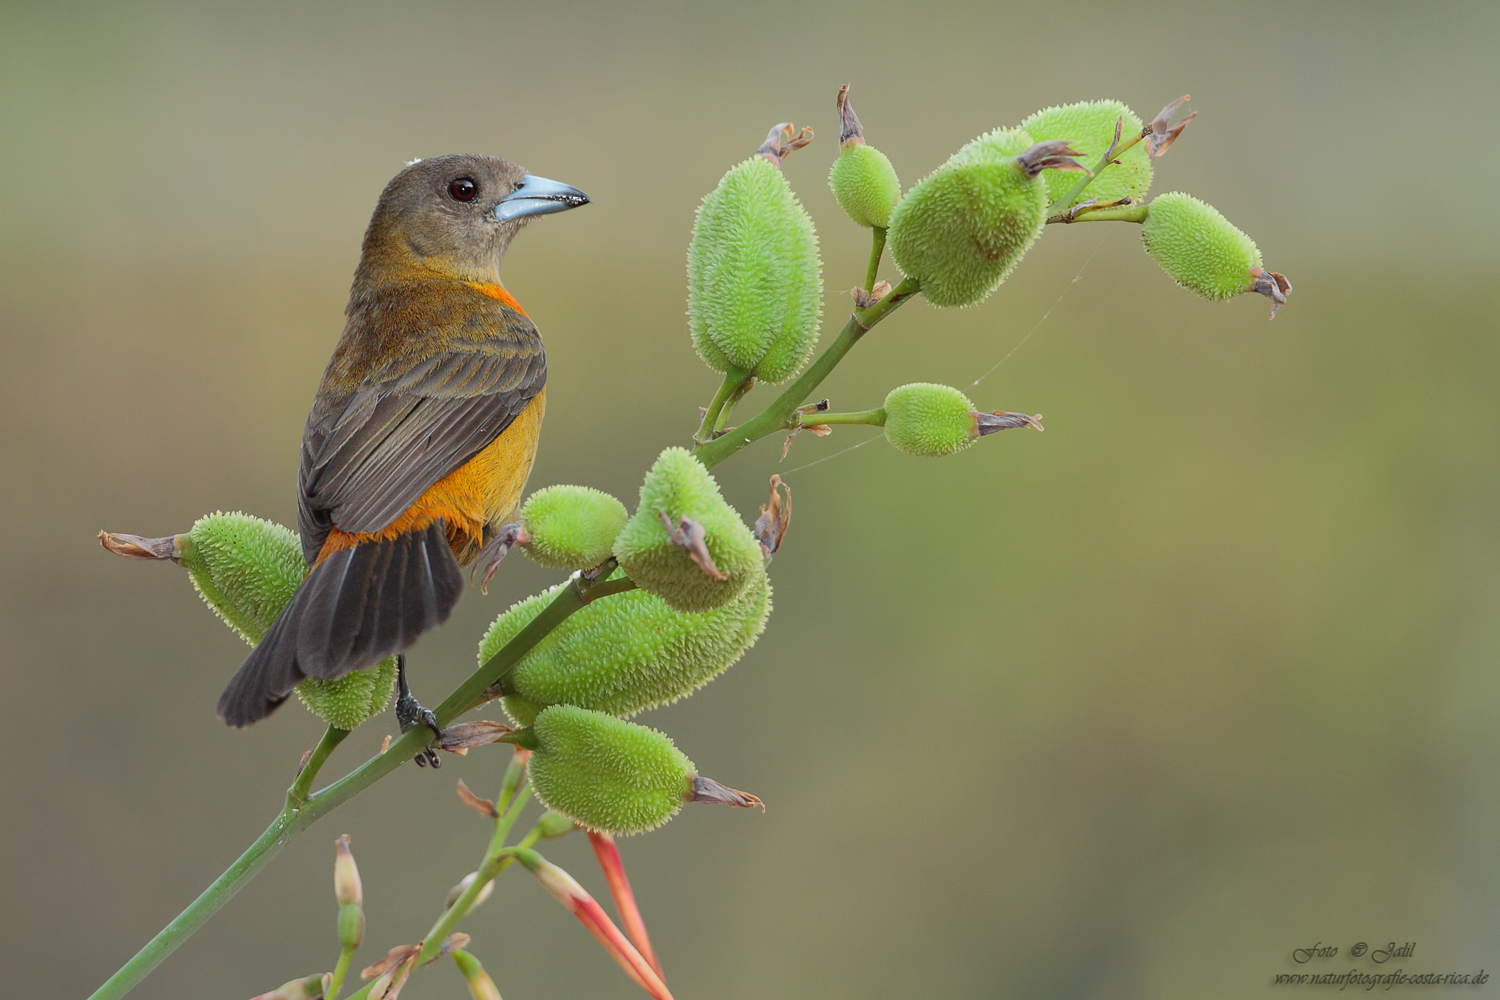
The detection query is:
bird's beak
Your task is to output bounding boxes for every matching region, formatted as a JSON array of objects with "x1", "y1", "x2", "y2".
[{"x1": 494, "y1": 174, "x2": 591, "y2": 222}]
